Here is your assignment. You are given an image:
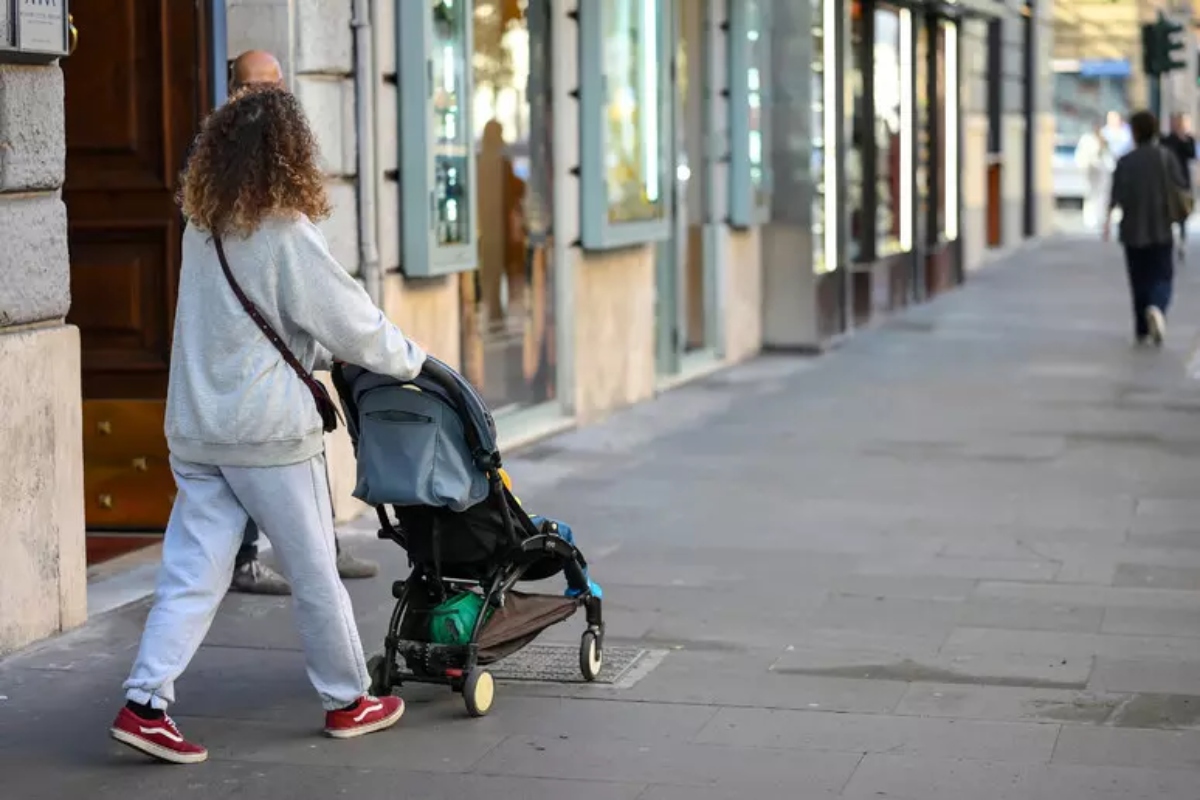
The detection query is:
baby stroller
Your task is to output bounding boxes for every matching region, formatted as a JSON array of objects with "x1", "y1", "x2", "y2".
[{"x1": 331, "y1": 358, "x2": 604, "y2": 717}]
